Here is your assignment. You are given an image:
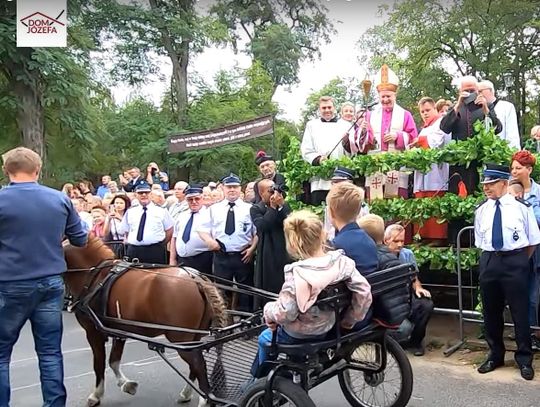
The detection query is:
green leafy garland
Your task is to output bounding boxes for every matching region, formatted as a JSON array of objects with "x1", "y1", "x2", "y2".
[
  {"x1": 281, "y1": 122, "x2": 515, "y2": 197},
  {"x1": 280, "y1": 123, "x2": 519, "y2": 272}
]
